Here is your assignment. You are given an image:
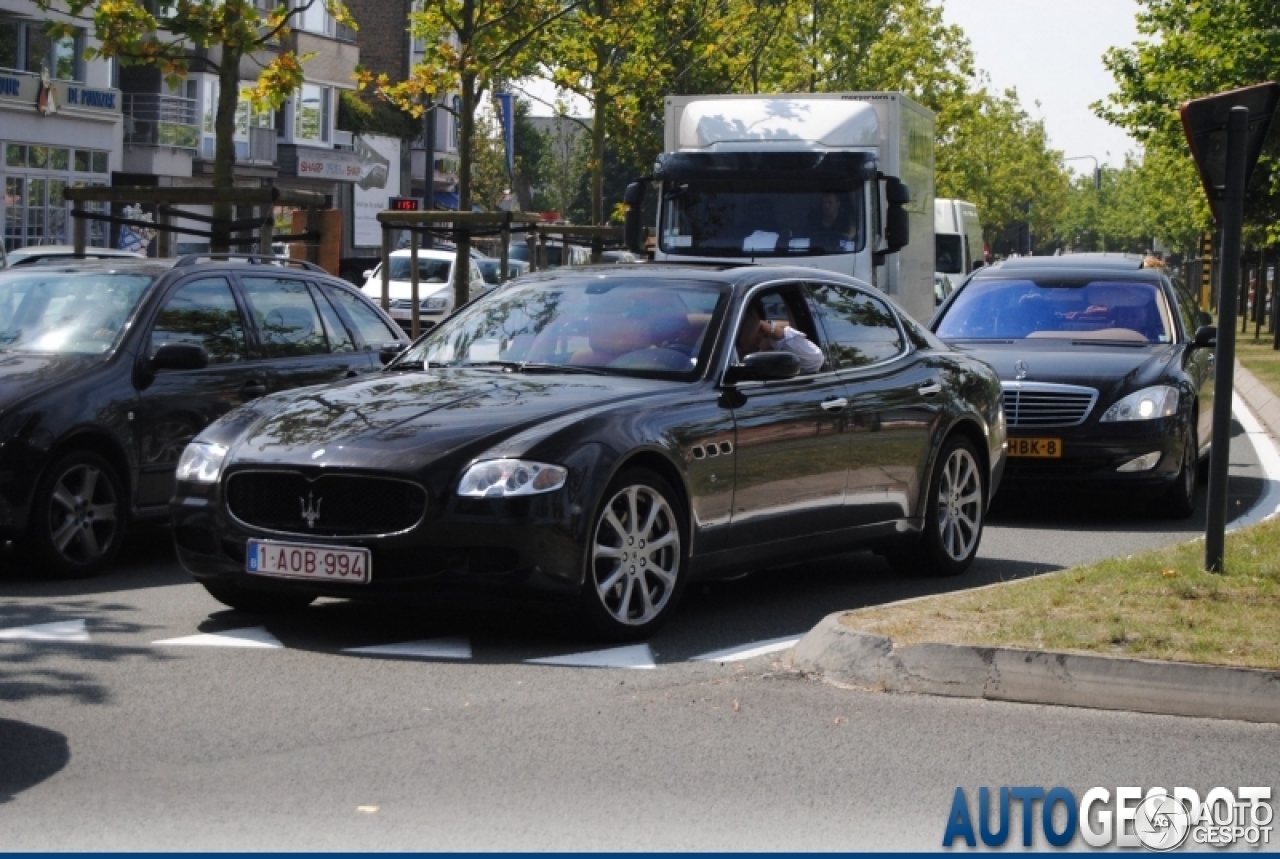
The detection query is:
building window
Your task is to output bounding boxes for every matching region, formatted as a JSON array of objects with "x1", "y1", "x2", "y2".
[
  {"x1": 2, "y1": 142, "x2": 109, "y2": 251},
  {"x1": 293, "y1": 83, "x2": 331, "y2": 144},
  {"x1": 0, "y1": 18, "x2": 81, "y2": 80},
  {"x1": 295, "y1": 0, "x2": 334, "y2": 37},
  {"x1": 451, "y1": 95, "x2": 462, "y2": 149},
  {"x1": 201, "y1": 80, "x2": 275, "y2": 158}
]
